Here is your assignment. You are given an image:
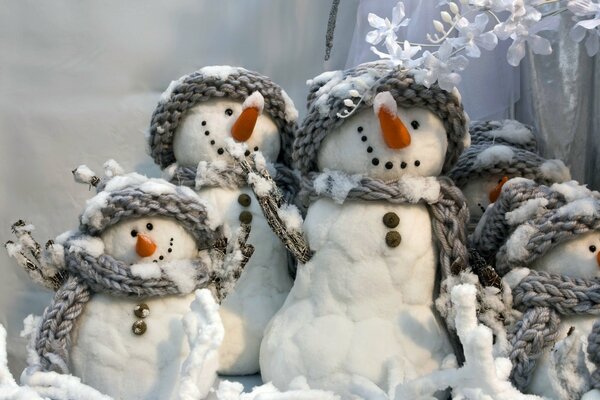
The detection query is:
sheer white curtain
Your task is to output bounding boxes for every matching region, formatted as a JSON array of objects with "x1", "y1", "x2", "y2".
[{"x1": 0, "y1": 0, "x2": 355, "y2": 375}]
